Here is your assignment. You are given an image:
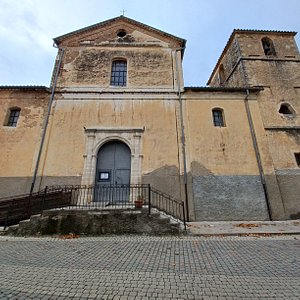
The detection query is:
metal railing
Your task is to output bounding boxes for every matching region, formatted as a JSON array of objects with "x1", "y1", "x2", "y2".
[
  {"x1": 0, "y1": 188, "x2": 71, "y2": 228},
  {"x1": 0, "y1": 184, "x2": 186, "y2": 229},
  {"x1": 47, "y1": 184, "x2": 150, "y2": 209},
  {"x1": 149, "y1": 187, "x2": 186, "y2": 225}
]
